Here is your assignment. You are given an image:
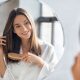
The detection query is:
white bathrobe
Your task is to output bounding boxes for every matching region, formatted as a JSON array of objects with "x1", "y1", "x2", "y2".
[{"x1": 0, "y1": 40, "x2": 58, "y2": 80}]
